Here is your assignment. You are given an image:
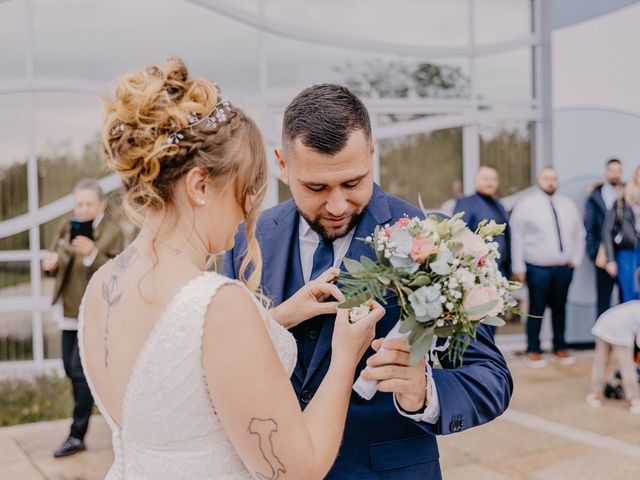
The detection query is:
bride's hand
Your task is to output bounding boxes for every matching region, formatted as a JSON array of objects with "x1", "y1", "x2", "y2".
[
  {"x1": 332, "y1": 301, "x2": 385, "y2": 366},
  {"x1": 270, "y1": 268, "x2": 345, "y2": 329}
]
